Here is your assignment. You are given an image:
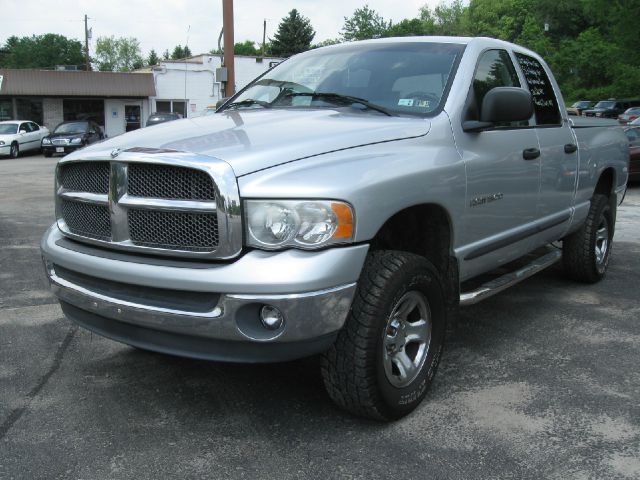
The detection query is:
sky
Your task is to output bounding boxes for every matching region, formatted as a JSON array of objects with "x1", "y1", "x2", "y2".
[{"x1": 3, "y1": 0, "x2": 443, "y2": 58}]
